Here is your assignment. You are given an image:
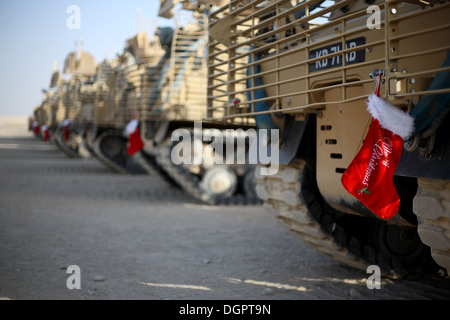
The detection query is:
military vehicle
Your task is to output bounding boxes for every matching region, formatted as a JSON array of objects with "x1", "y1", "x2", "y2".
[
  {"x1": 206, "y1": 0, "x2": 450, "y2": 276},
  {"x1": 84, "y1": 26, "x2": 167, "y2": 174},
  {"x1": 129, "y1": 0, "x2": 261, "y2": 204},
  {"x1": 30, "y1": 62, "x2": 66, "y2": 140},
  {"x1": 51, "y1": 44, "x2": 98, "y2": 159}
]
